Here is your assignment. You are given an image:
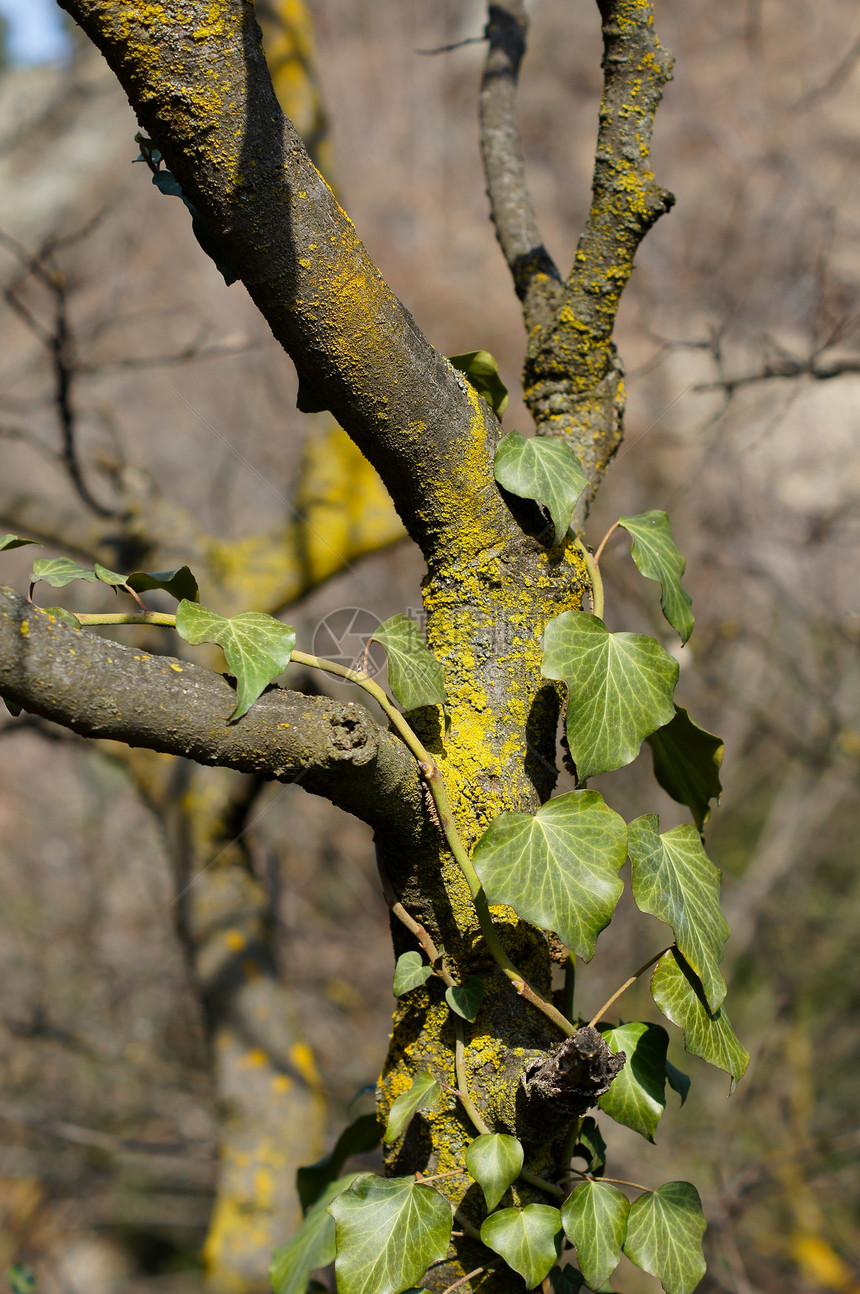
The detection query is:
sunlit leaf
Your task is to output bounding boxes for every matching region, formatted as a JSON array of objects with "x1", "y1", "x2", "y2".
[
  {"x1": 384, "y1": 1071, "x2": 441, "y2": 1144},
  {"x1": 392, "y1": 951, "x2": 434, "y2": 997},
  {"x1": 30, "y1": 557, "x2": 97, "y2": 589},
  {"x1": 449, "y1": 349, "x2": 509, "y2": 415},
  {"x1": 445, "y1": 975, "x2": 484, "y2": 1022},
  {"x1": 542, "y1": 612, "x2": 678, "y2": 781},
  {"x1": 628, "y1": 816, "x2": 729, "y2": 1011},
  {"x1": 270, "y1": 1172, "x2": 358, "y2": 1294},
  {"x1": 472, "y1": 791, "x2": 627, "y2": 960},
  {"x1": 597, "y1": 1023, "x2": 668, "y2": 1142},
  {"x1": 623, "y1": 1181, "x2": 707, "y2": 1294},
  {"x1": 651, "y1": 949, "x2": 749, "y2": 1090},
  {"x1": 329, "y1": 1173, "x2": 452, "y2": 1294},
  {"x1": 40, "y1": 607, "x2": 82, "y2": 629},
  {"x1": 618, "y1": 510, "x2": 694, "y2": 643},
  {"x1": 0, "y1": 534, "x2": 40, "y2": 552},
  {"x1": 175, "y1": 600, "x2": 296, "y2": 720},
  {"x1": 372, "y1": 614, "x2": 446, "y2": 711},
  {"x1": 480, "y1": 1205, "x2": 562, "y2": 1289},
  {"x1": 561, "y1": 1180, "x2": 629, "y2": 1289},
  {"x1": 646, "y1": 706, "x2": 723, "y2": 832},
  {"x1": 296, "y1": 1115, "x2": 382, "y2": 1214},
  {"x1": 465, "y1": 1133, "x2": 524, "y2": 1211},
  {"x1": 493, "y1": 430, "x2": 588, "y2": 543},
  {"x1": 94, "y1": 562, "x2": 130, "y2": 586}
]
